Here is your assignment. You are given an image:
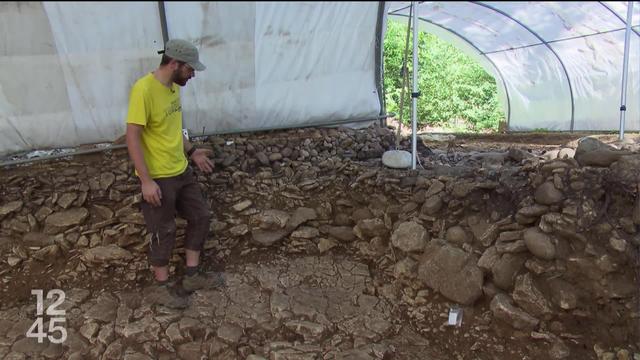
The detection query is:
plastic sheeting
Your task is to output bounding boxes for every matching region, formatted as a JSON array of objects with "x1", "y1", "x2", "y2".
[
  {"x1": 0, "y1": 2, "x2": 163, "y2": 156},
  {"x1": 164, "y1": 2, "x2": 381, "y2": 136},
  {"x1": 389, "y1": 1, "x2": 640, "y2": 131},
  {"x1": 0, "y1": 2, "x2": 383, "y2": 156},
  {"x1": 4, "y1": 2, "x2": 639, "y2": 156}
]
